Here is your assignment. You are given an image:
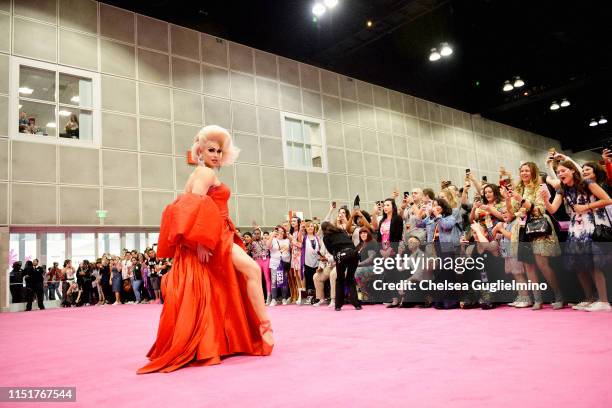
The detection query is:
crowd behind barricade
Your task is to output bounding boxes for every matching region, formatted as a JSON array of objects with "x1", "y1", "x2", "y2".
[
  {"x1": 9, "y1": 248, "x2": 172, "y2": 310},
  {"x1": 9, "y1": 149, "x2": 612, "y2": 312}
]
